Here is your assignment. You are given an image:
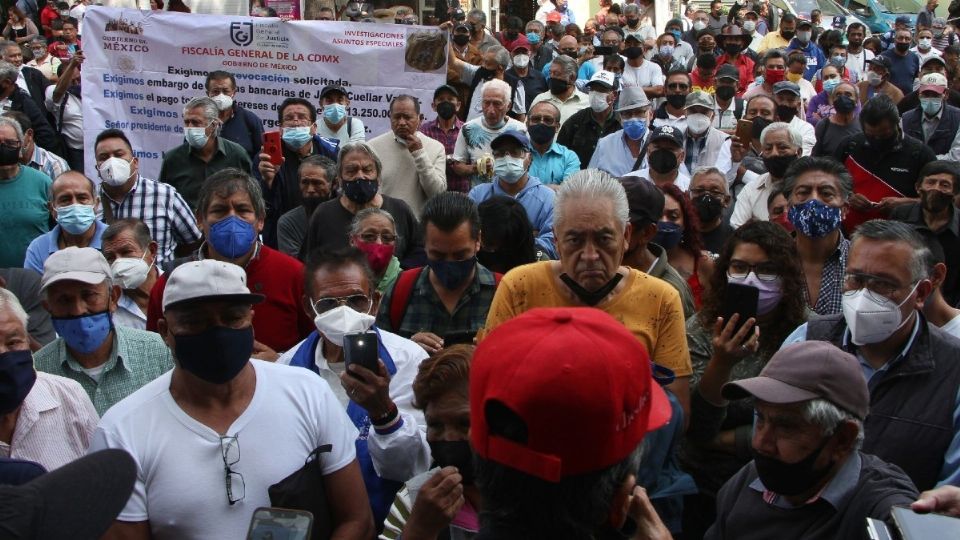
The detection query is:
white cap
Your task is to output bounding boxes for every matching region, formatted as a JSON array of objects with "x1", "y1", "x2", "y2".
[
  {"x1": 587, "y1": 70, "x2": 617, "y2": 91},
  {"x1": 162, "y1": 260, "x2": 264, "y2": 311}
]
